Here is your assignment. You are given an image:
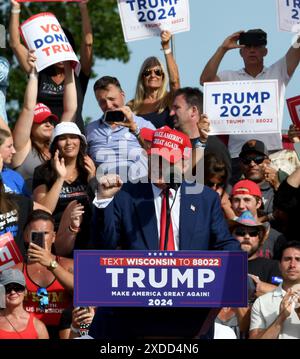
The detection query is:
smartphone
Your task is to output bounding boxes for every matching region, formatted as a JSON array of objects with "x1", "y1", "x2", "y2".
[
  {"x1": 104, "y1": 110, "x2": 125, "y2": 123},
  {"x1": 30, "y1": 231, "x2": 45, "y2": 248},
  {"x1": 239, "y1": 32, "x2": 264, "y2": 46}
]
